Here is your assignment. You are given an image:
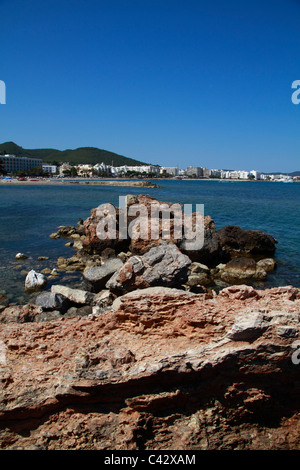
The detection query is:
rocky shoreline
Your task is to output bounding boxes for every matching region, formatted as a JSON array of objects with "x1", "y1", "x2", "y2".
[{"x1": 1, "y1": 194, "x2": 299, "y2": 450}]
